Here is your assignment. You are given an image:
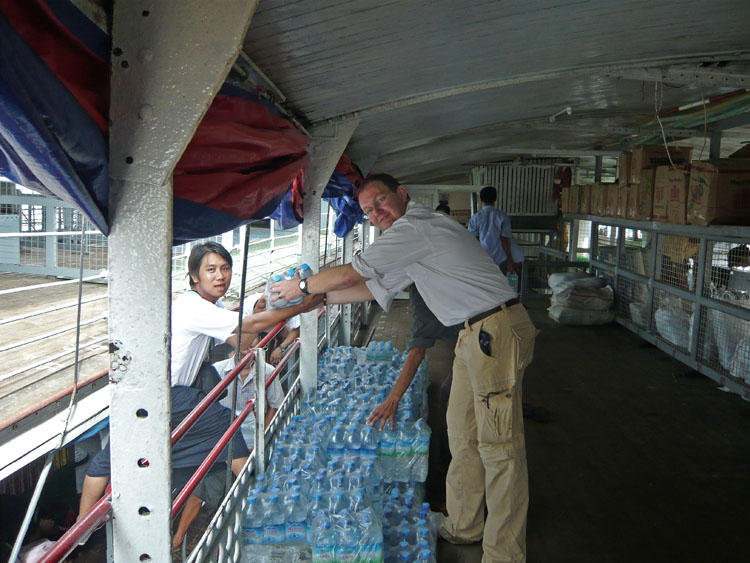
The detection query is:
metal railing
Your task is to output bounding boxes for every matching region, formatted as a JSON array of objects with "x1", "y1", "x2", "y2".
[{"x1": 568, "y1": 214, "x2": 750, "y2": 399}]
